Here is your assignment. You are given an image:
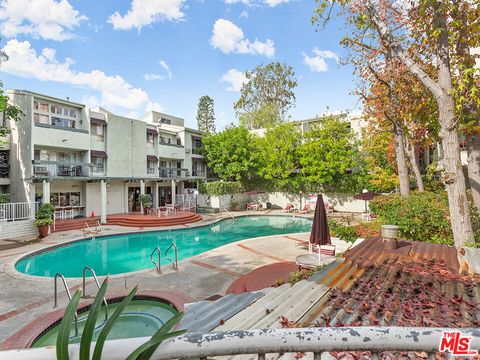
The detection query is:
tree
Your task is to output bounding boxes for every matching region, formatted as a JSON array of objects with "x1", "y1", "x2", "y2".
[
  {"x1": 313, "y1": 0, "x2": 477, "y2": 246},
  {"x1": 297, "y1": 116, "x2": 367, "y2": 193},
  {"x1": 234, "y1": 62, "x2": 297, "y2": 130},
  {"x1": 202, "y1": 125, "x2": 260, "y2": 184},
  {"x1": 196, "y1": 95, "x2": 215, "y2": 134},
  {"x1": 0, "y1": 44, "x2": 23, "y2": 147},
  {"x1": 257, "y1": 123, "x2": 303, "y2": 193}
]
